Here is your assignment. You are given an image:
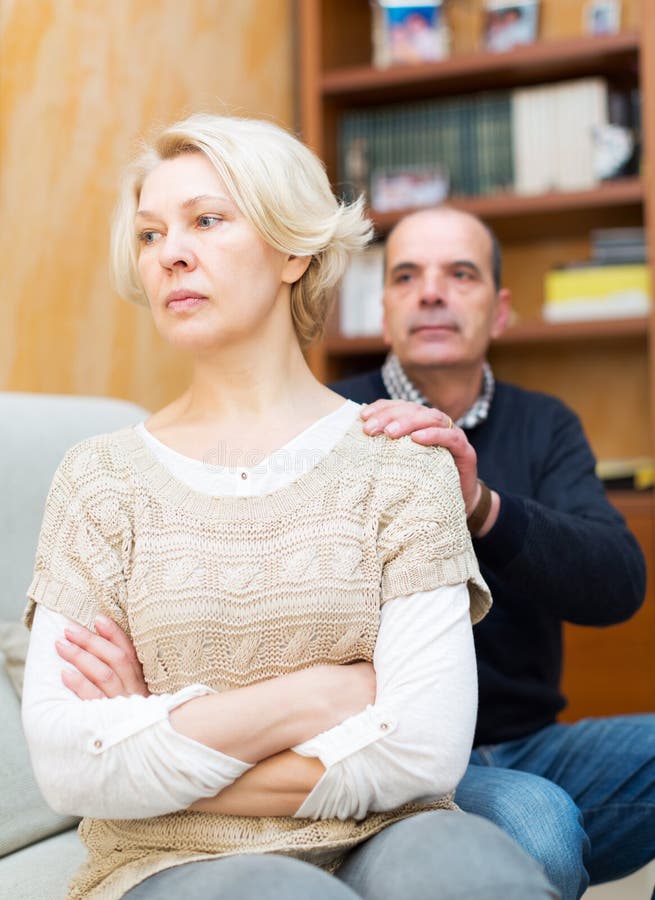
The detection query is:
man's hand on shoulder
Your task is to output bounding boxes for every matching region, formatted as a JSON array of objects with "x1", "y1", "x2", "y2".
[{"x1": 361, "y1": 399, "x2": 498, "y2": 535}]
